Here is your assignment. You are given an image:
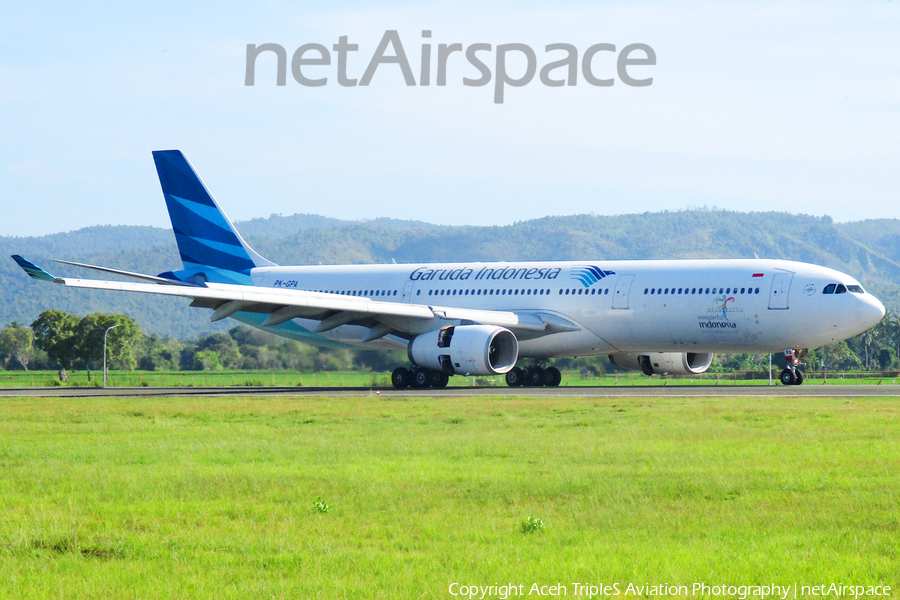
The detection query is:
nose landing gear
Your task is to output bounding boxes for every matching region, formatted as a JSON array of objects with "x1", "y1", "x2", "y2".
[{"x1": 779, "y1": 348, "x2": 806, "y2": 385}]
